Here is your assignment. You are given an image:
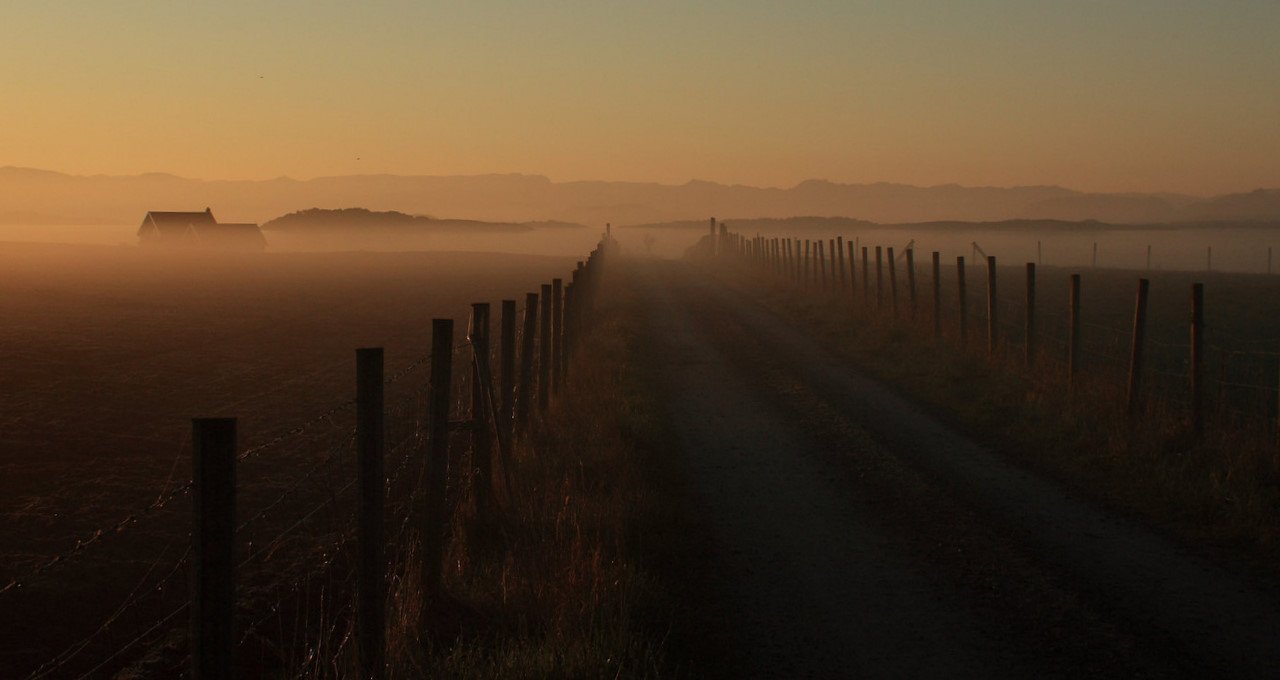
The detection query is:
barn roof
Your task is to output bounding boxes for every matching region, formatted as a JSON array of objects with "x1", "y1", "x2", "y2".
[{"x1": 138, "y1": 208, "x2": 216, "y2": 237}]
